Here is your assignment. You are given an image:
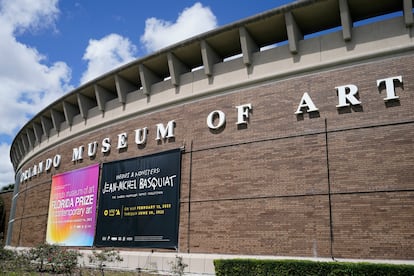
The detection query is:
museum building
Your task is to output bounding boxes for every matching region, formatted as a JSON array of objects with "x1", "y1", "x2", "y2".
[{"x1": 7, "y1": 0, "x2": 414, "y2": 274}]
